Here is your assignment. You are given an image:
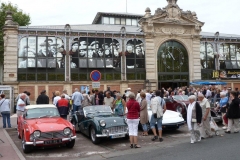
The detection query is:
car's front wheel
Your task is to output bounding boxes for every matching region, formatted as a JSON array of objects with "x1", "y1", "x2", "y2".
[
  {"x1": 90, "y1": 127, "x2": 101, "y2": 144},
  {"x1": 22, "y1": 134, "x2": 32, "y2": 153},
  {"x1": 66, "y1": 139, "x2": 75, "y2": 148}
]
